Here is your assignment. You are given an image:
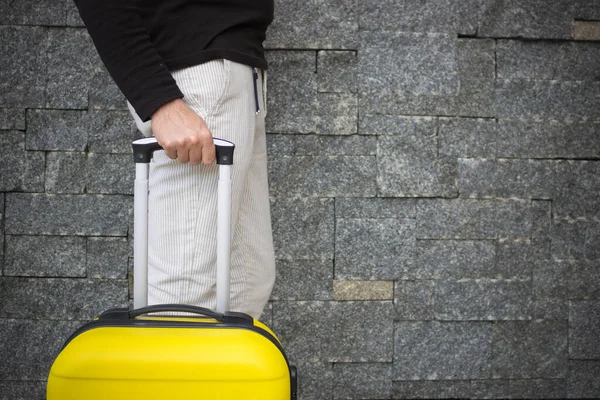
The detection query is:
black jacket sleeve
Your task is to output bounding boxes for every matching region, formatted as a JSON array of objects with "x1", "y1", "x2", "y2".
[{"x1": 74, "y1": 0, "x2": 183, "y2": 121}]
